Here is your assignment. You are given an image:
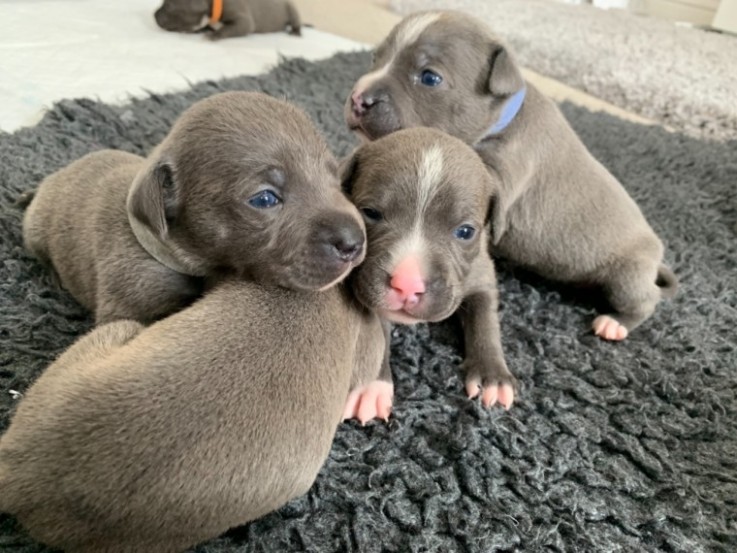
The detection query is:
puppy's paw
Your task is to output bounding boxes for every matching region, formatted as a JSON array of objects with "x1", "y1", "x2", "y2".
[
  {"x1": 593, "y1": 315, "x2": 629, "y2": 341},
  {"x1": 463, "y1": 360, "x2": 517, "y2": 410},
  {"x1": 342, "y1": 380, "x2": 394, "y2": 425}
]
